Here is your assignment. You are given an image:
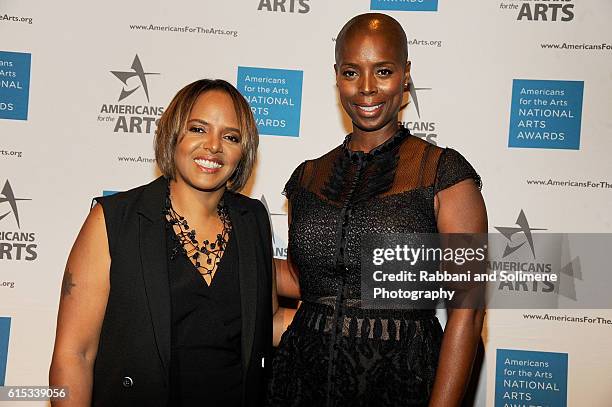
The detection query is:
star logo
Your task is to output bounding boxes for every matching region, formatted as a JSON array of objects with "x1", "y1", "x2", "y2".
[
  {"x1": 401, "y1": 79, "x2": 431, "y2": 119},
  {"x1": 110, "y1": 54, "x2": 159, "y2": 102},
  {"x1": 0, "y1": 180, "x2": 31, "y2": 229},
  {"x1": 408, "y1": 81, "x2": 431, "y2": 119},
  {"x1": 495, "y1": 210, "x2": 546, "y2": 259}
]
